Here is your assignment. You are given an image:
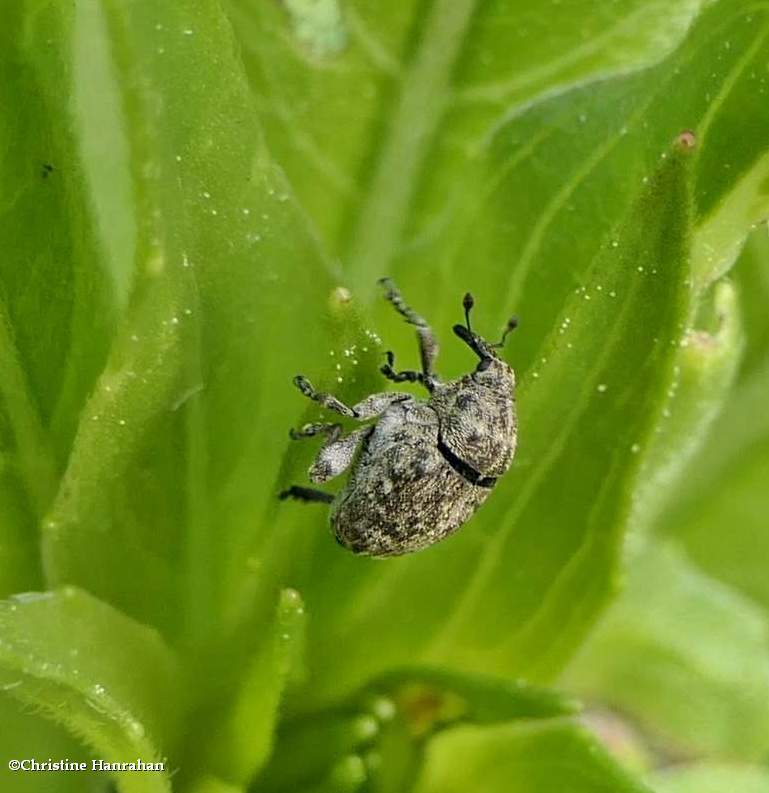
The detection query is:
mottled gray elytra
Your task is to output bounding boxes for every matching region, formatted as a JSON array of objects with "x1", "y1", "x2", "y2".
[{"x1": 279, "y1": 279, "x2": 518, "y2": 558}]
